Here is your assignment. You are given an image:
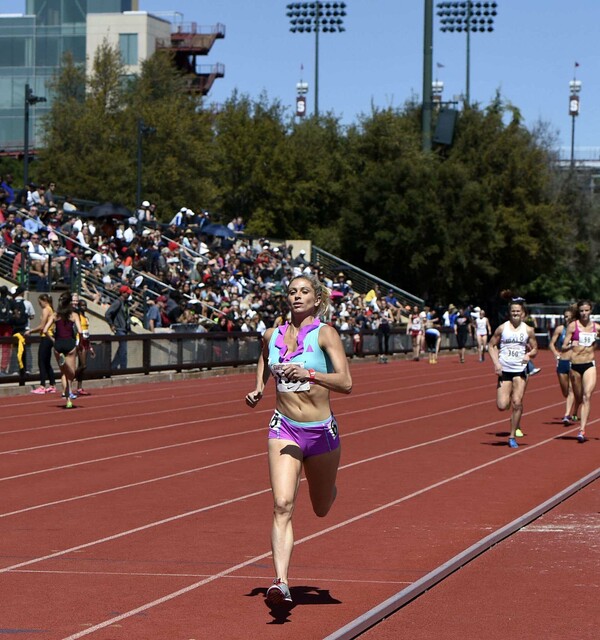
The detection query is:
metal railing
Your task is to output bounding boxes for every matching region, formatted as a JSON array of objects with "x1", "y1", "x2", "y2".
[
  {"x1": 312, "y1": 245, "x2": 424, "y2": 307},
  {"x1": 0, "y1": 327, "x2": 475, "y2": 387}
]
